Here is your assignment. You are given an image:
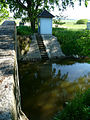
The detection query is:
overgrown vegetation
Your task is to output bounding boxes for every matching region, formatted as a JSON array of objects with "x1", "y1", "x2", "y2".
[
  {"x1": 17, "y1": 35, "x2": 31, "y2": 55},
  {"x1": 76, "y1": 19, "x2": 88, "y2": 24},
  {"x1": 53, "y1": 89, "x2": 90, "y2": 120},
  {"x1": 0, "y1": 1, "x2": 9, "y2": 22},
  {"x1": 17, "y1": 26, "x2": 37, "y2": 36},
  {"x1": 53, "y1": 28, "x2": 90, "y2": 57}
]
